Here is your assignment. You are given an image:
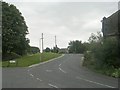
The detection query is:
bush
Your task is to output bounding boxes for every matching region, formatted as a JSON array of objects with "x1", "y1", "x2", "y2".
[
  {"x1": 83, "y1": 32, "x2": 120, "y2": 77},
  {"x1": 111, "y1": 68, "x2": 120, "y2": 78},
  {"x1": 102, "y1": 38, "x2": 119, "y2": 68},
  {"x1": 2, "y1": 52, "x2": 21, "y2": 61},
  {"x1": 82, "y1": 51, "x2": 95, "y2": 68},
  {"x1": 88, "y1": 37, "x2": 119, "y2": 69}
]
